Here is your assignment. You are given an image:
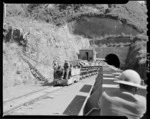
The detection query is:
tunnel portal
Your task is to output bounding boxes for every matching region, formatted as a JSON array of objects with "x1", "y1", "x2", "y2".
[{"x1": 105, "y1": 54, "x2": 120, "y2": 68}]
